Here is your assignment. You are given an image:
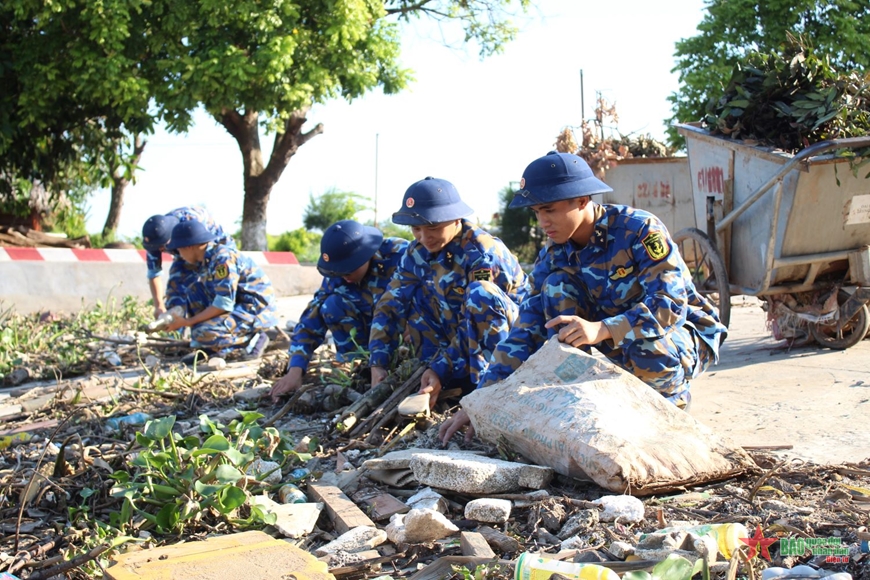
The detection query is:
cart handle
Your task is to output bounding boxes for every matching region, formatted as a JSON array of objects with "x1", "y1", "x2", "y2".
[{"x1": 716, "y1": 136, "x2": 870, "y2": 234}]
